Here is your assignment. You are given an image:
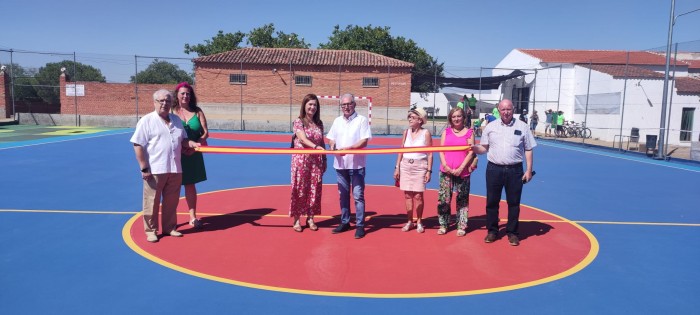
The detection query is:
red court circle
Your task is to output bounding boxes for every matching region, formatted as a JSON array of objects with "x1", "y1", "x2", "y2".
[{"x1": 124, "y1": 185, "x2": 597, "y2": 297}]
